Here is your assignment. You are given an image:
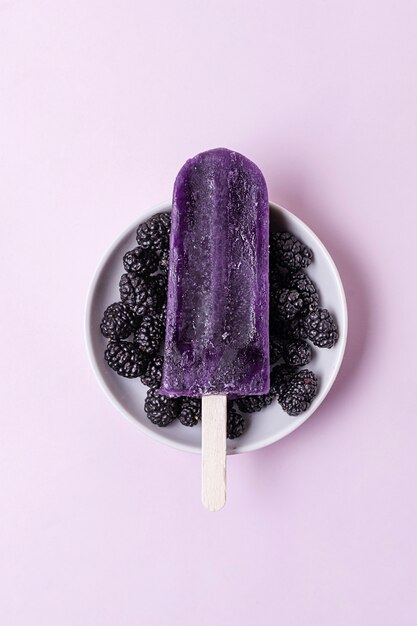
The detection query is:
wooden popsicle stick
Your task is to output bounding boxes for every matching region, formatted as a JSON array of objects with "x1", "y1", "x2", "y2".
[{"x1": 201, "y1": 395, "x2": 227, "y2": 512}]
